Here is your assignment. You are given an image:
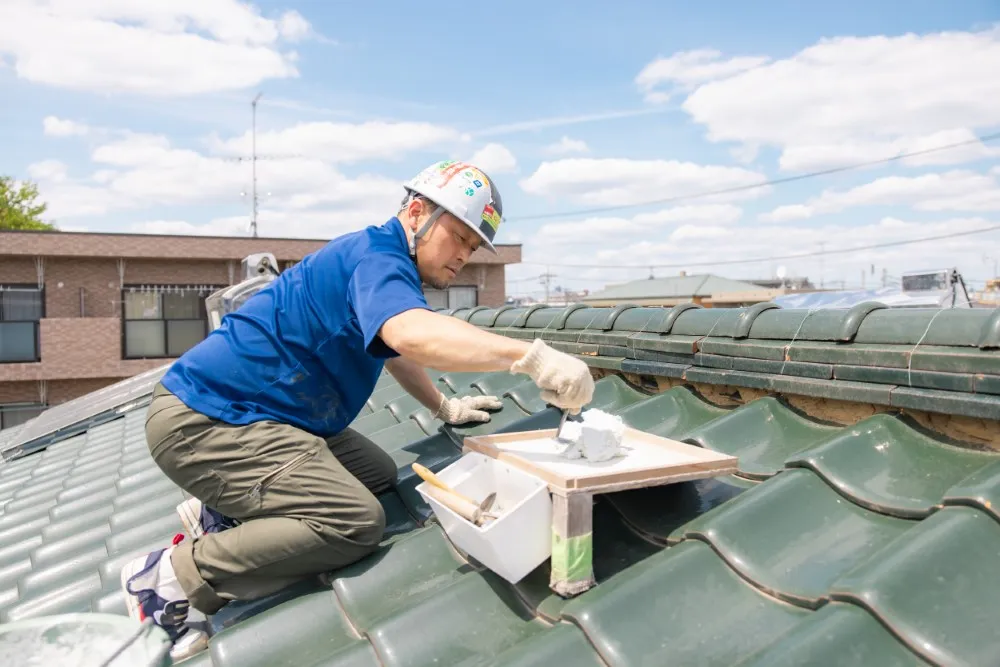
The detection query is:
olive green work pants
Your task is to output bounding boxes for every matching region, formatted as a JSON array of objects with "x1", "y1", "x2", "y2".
[{"x1": 145, "y1": 382, "x2": 397, "y2": 615}]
